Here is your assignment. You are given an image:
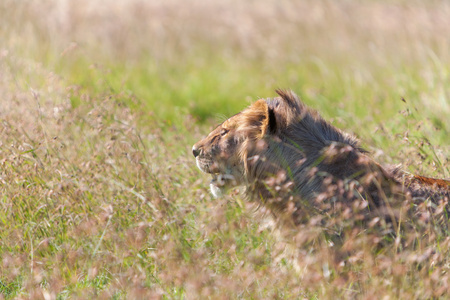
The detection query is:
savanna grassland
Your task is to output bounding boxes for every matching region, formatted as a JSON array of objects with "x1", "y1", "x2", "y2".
[{"x1": 0, "y1": 0, "x2": 449, "y2": 299}]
